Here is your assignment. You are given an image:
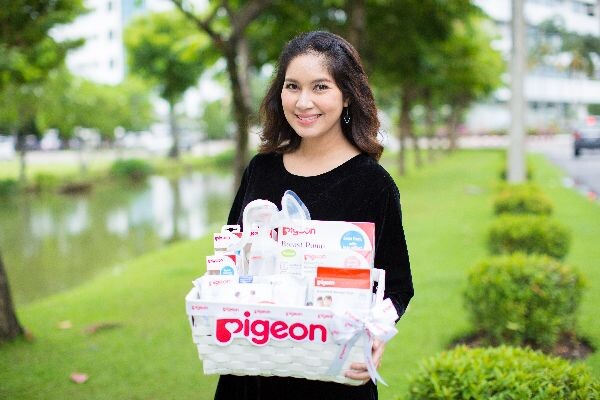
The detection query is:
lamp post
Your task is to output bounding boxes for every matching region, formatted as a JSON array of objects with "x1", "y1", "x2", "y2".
[{"x1": 508, "y1": 0, "x2": 526, "y2": 183}]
